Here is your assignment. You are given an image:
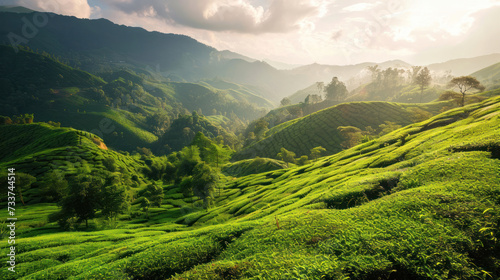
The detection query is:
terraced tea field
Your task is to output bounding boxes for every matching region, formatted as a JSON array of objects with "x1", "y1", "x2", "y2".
[
  {"x1": 234, "y1": 101, "x2": 448, "y2": 160},
  {"x1": 1, "y1": 96, "x2": 499, "y2": 279}
]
